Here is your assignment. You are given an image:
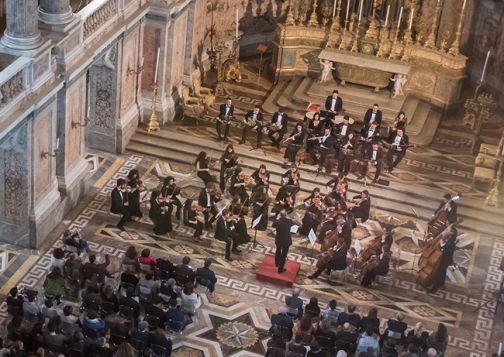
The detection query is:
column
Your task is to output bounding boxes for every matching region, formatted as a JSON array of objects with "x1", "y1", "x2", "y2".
[
  {"x1": 1, "y1": 0, "x2": 43, "y2": 51},
  {"x1": 39, "y1": 0, "x2": 74, "y2": 25}
]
